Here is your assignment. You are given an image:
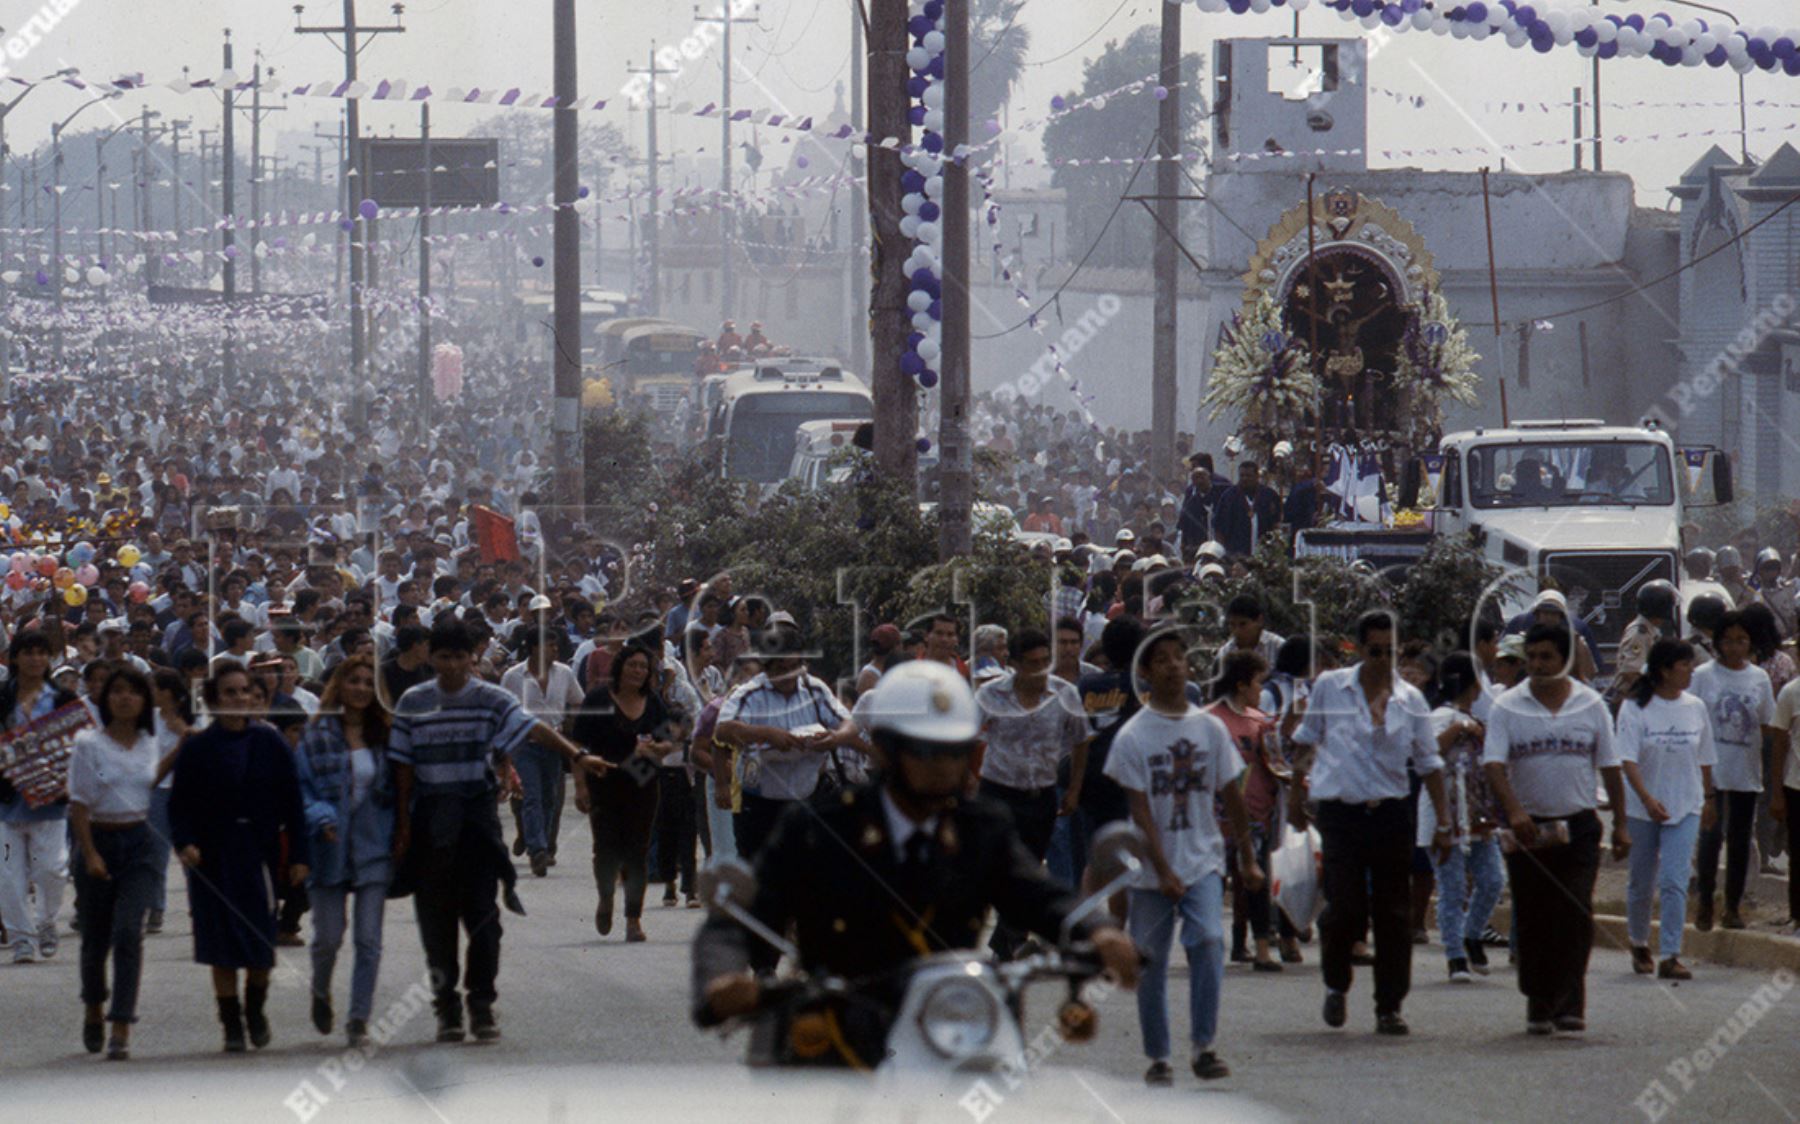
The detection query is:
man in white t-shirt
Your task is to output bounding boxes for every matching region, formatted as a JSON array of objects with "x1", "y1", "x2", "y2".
[
  {"x1": 1104, "y1": 628, "x2": 1260, "y2": 1086},
  {"x1": 1483, "y1": 623, "x2": 1629, "y2": 1036}
]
